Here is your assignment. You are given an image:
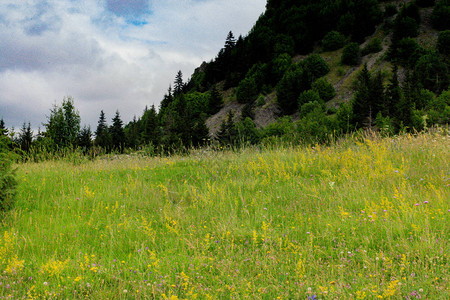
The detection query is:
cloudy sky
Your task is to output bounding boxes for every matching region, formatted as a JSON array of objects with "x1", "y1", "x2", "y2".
[{"x1": 0, "y1": 0, "x2": 266, "y2": 131}]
